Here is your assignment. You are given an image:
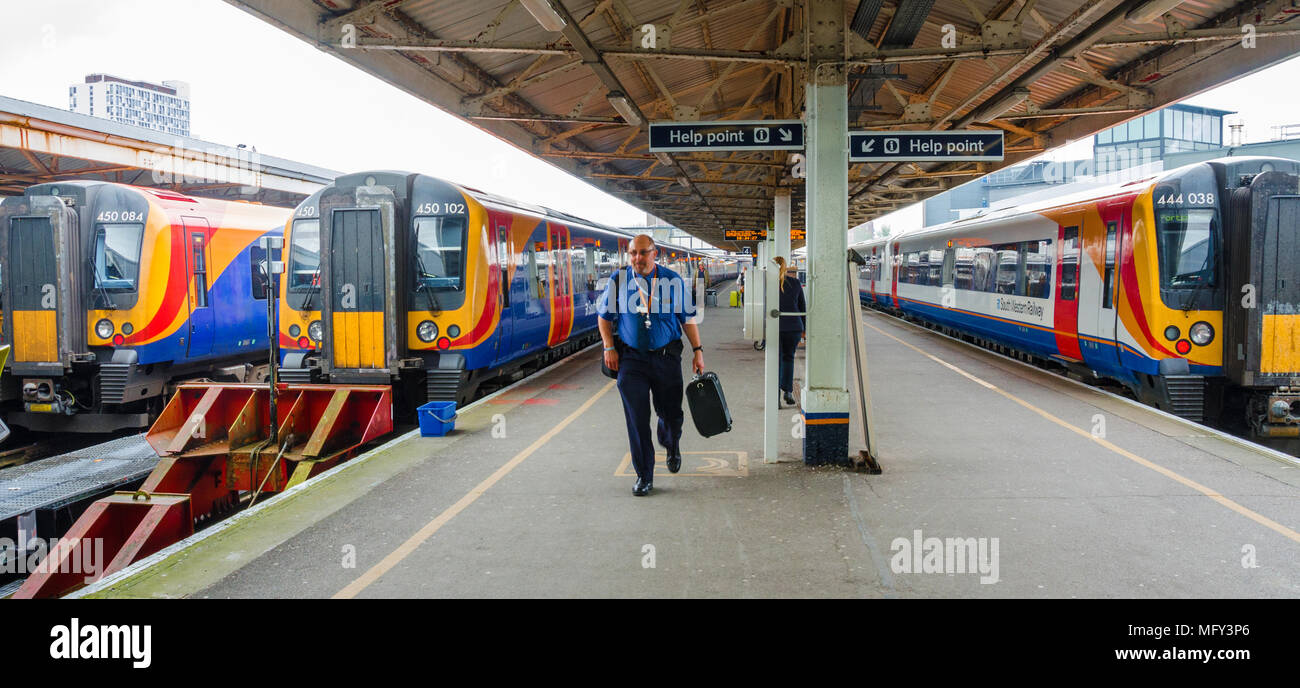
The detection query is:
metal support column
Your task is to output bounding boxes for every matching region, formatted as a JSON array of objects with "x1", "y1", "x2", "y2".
[{"x1": 802, "y1": 0, "x2": 851, "y2": 465}]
